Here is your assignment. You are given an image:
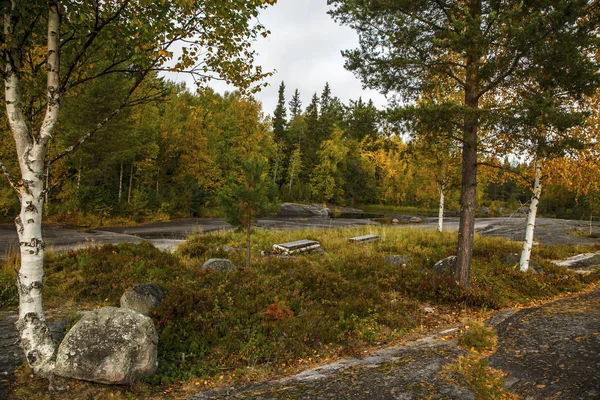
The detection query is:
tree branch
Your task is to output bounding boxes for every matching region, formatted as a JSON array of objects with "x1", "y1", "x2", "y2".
[
  {"x1": 49, "y1": 71, "x2": 147, "y2": 165},
  {"x1": 60, "y1": 0, "x2": 131, "y2": 90}
]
